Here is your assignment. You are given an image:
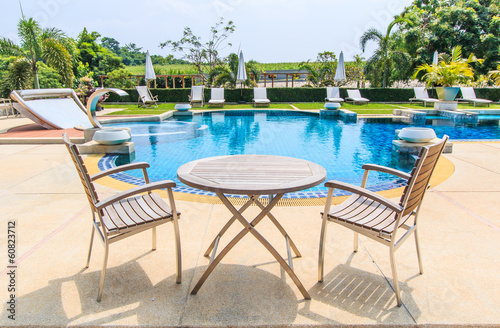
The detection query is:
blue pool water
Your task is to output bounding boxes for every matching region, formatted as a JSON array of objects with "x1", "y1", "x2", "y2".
[{"x1": 104, "y1": 110, "x2": 500, "y2": 198}]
